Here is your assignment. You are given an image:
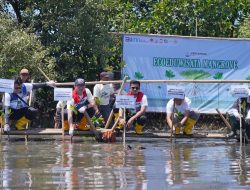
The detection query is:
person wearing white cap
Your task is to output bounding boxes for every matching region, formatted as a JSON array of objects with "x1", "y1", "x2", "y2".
[
  {"x1": 166, "y1": 96, "x2": 199, "y2": 136},
  {"x1": 20, "y1": 68, "x2": 30, "y2": 83},
  {"x1": 227, "y1": 89, "x2": 250, "y2": 141}
]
